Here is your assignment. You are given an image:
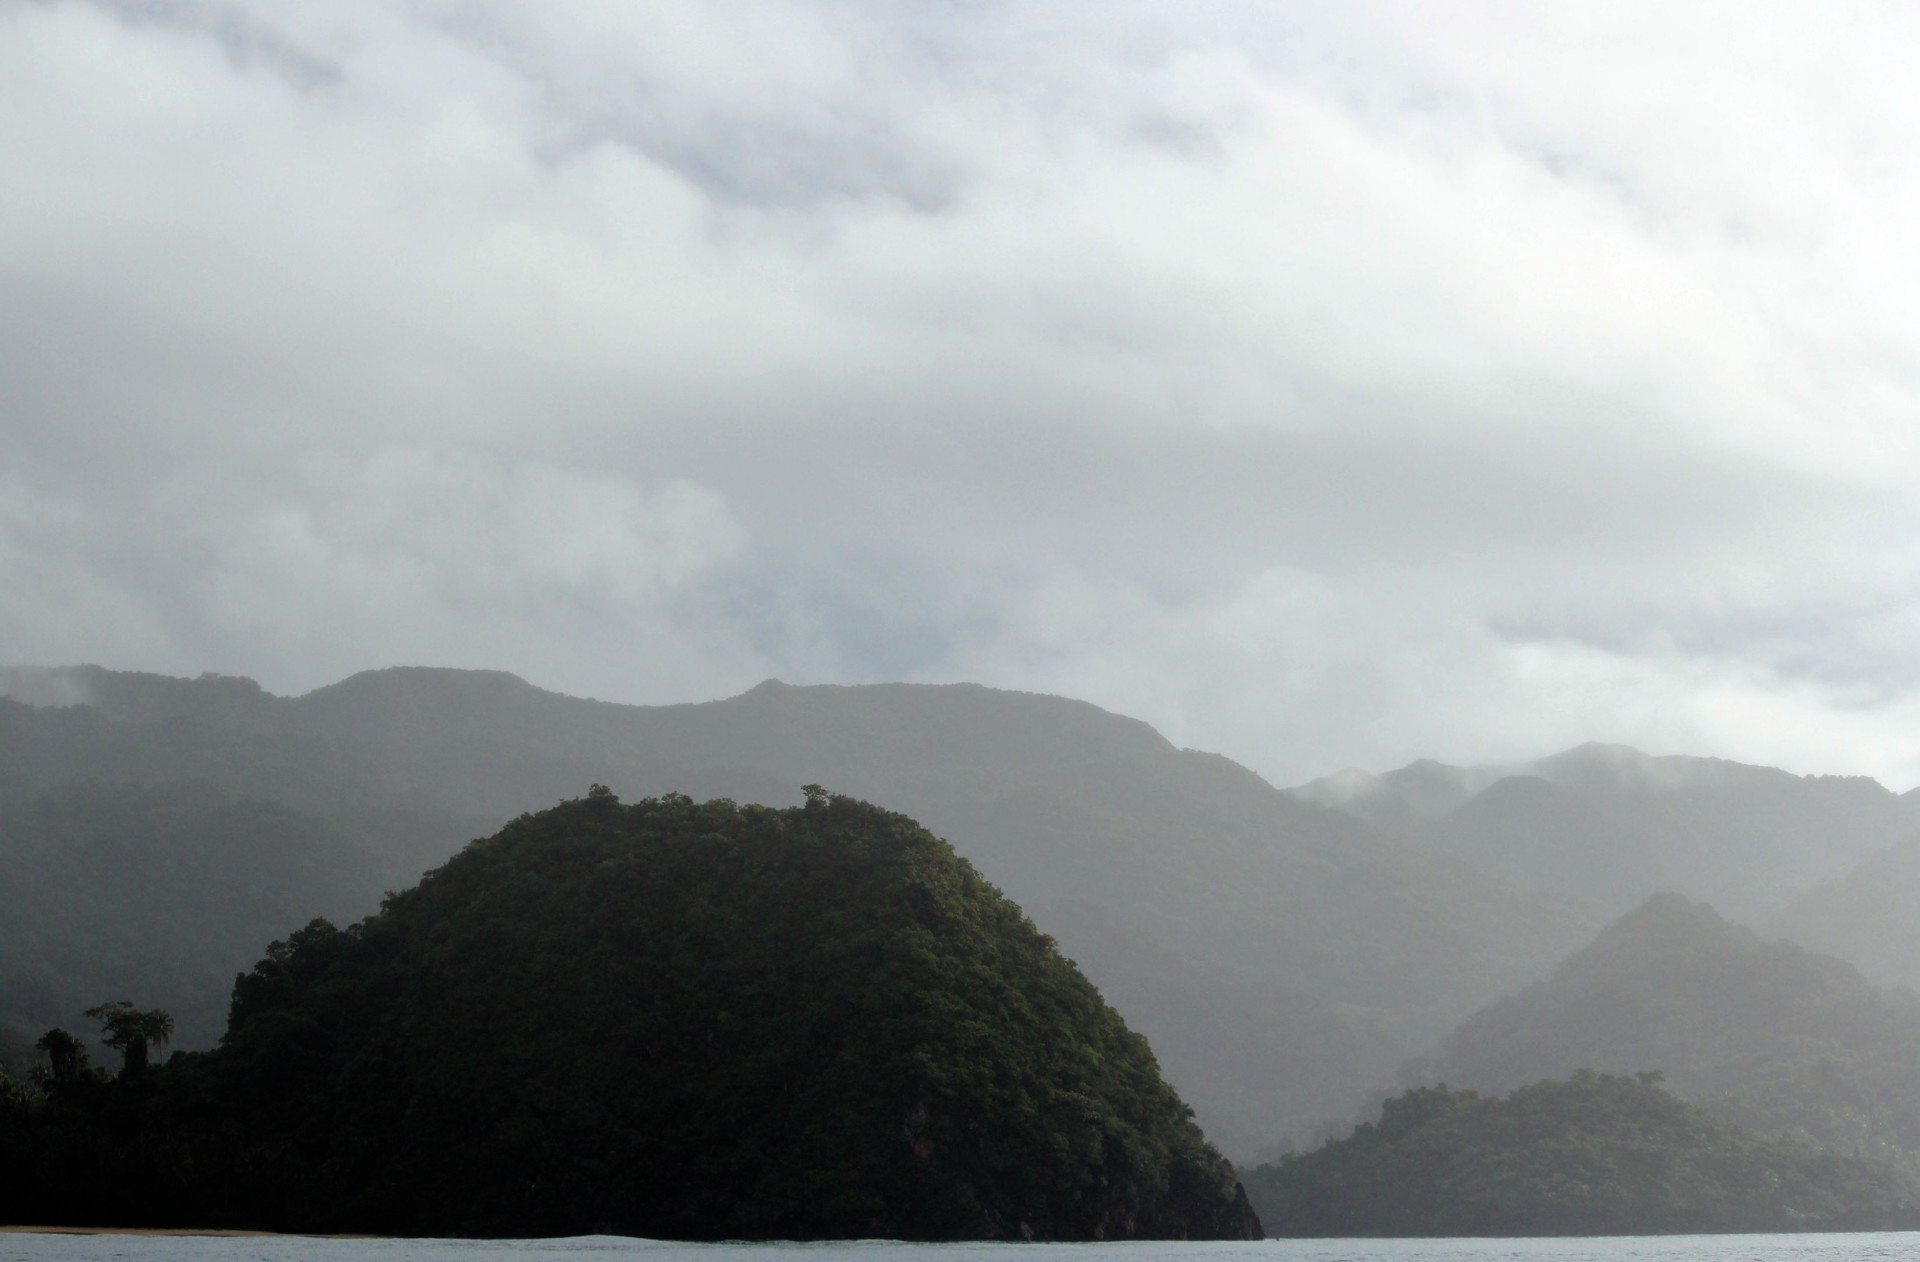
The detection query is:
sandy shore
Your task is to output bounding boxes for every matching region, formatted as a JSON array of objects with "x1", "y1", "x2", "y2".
[{"x1": 0, "y1": 1226, "x2": 377, "y2": 1238}]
